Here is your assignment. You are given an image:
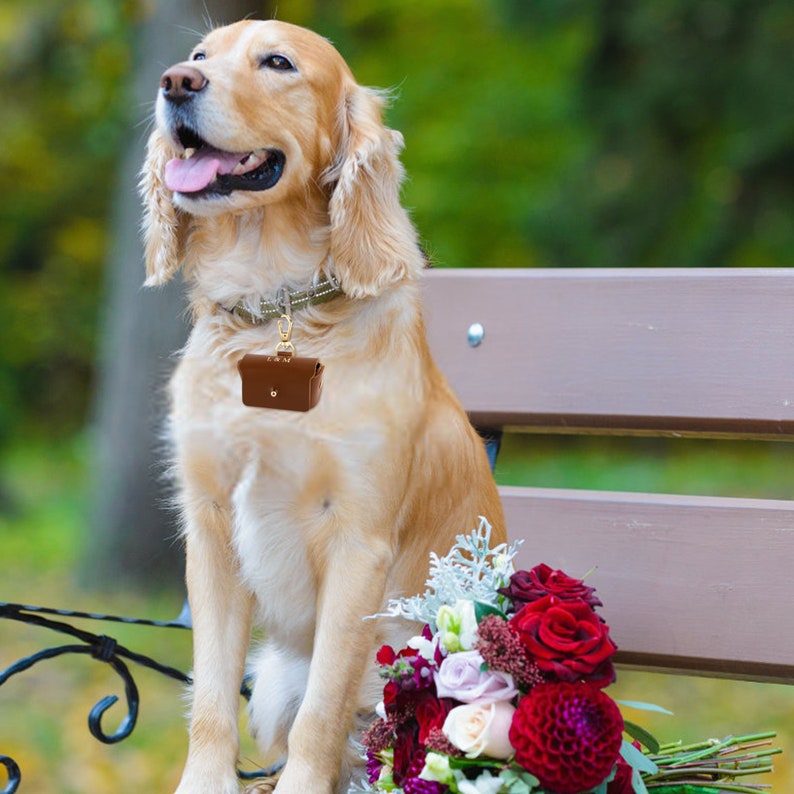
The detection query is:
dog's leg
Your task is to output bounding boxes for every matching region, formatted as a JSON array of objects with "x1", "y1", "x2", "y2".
[
  {"x1": 247, "y1": 644, "x2": 310, "y2": 761},
  {"x1": 273, "y1": 536, "x2": 391, "y2": 794},
  {"x1": 174, "y1": 500, "x2": 253, "y2": 794},
  {"x1": 243, "y1": 770, "x2": 282, "y2": 794}
]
